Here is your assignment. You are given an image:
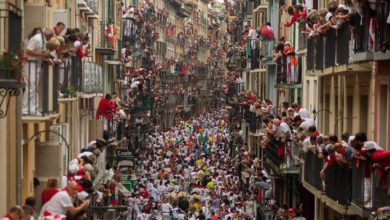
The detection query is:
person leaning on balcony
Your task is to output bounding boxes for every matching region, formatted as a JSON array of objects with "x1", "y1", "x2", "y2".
[
  {"x1": 318, "y1": 0, "x2": 339, "y2": 32},
  {"x1": 40, "y1": 181, "x2": 89, "y2": 218},
  {"x1": 96, "y1": 94, "x2": 116, "y2": 131},
  {"x1": 284, "y1": 5, "x2": 307, "y2": 27},
  {"x1": 52, "y1": 22, "x2": 65, "y2": 36},
  {"x1": 22, "y1": 28, "x2": 54, "y2": 115}
]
